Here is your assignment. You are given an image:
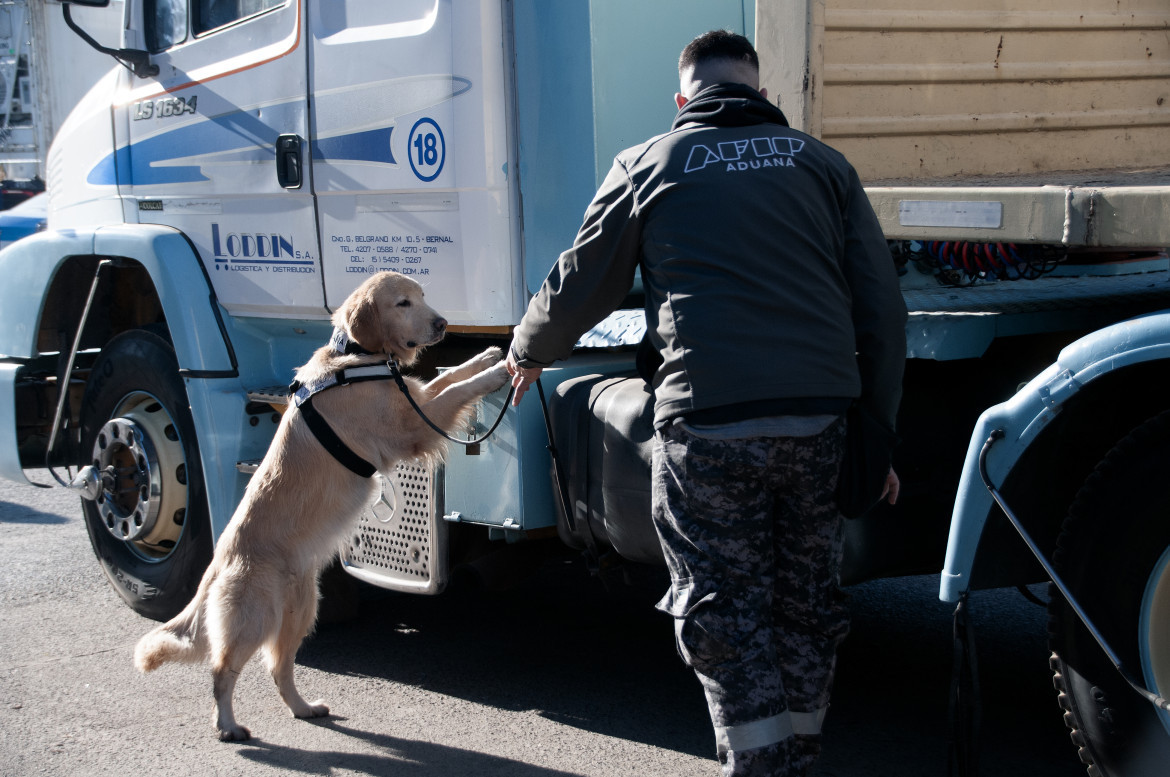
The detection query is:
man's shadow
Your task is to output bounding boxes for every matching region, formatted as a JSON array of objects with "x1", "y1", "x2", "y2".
[{"x1": 298, "y1": 555, "x2": 713, "y2": 760}]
